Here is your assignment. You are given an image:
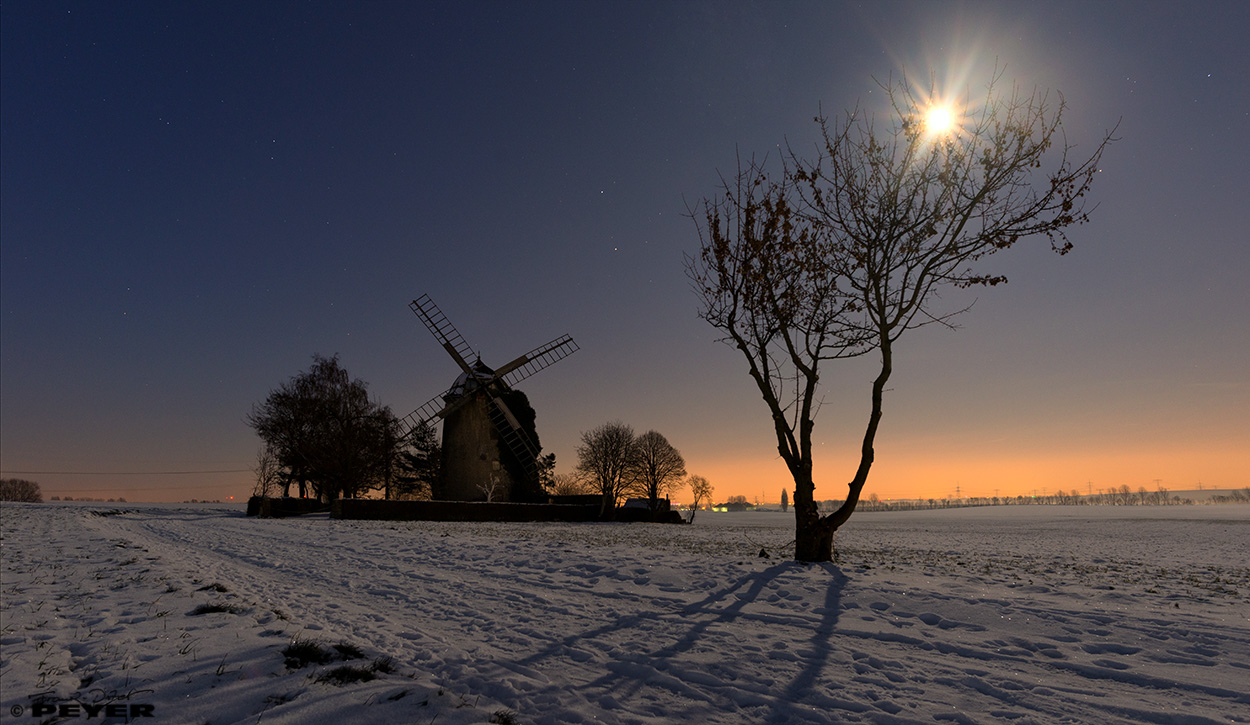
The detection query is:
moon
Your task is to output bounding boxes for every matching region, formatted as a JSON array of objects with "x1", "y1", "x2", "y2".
[{"x1": 925, "y1": 105, "x2": 956, "y2": 135}]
